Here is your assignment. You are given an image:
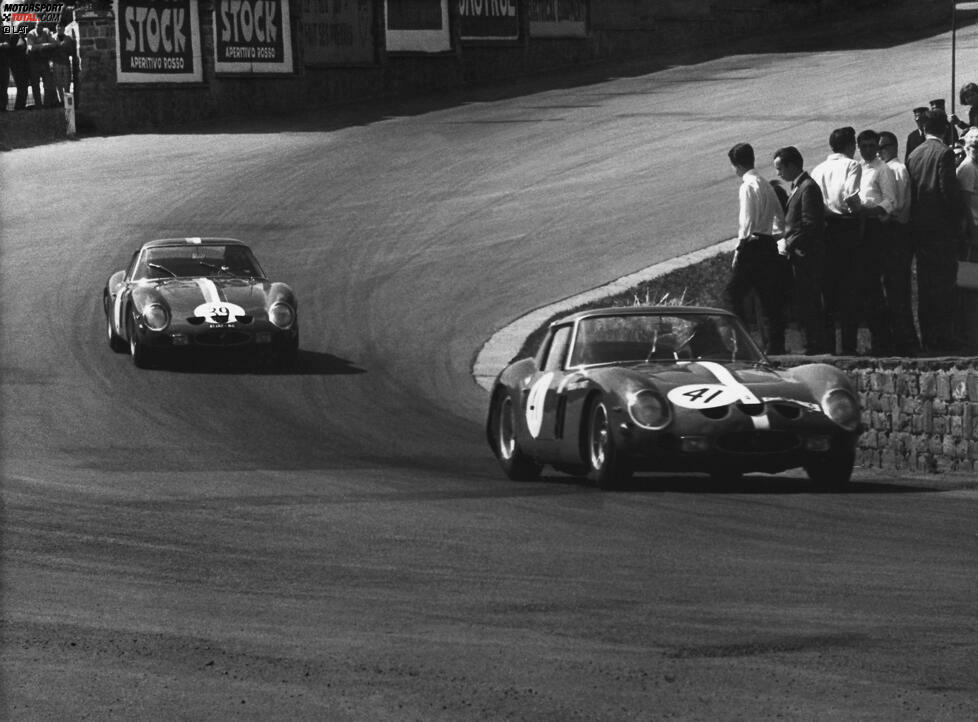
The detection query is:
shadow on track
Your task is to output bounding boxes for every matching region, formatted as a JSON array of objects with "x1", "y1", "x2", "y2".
[{"x1": 156, "y1": 349, "x2": 365, "y2": 376}]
